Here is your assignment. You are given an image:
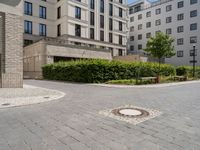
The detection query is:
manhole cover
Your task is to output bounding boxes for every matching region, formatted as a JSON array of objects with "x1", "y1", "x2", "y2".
[
  {"x1": 112, "y1": 108, "x2": 149, "y2": 118},
  {"x1": 1, "y1": 103, "x2": 11, "y2": 106},
  {"x1": 99, "y1": 105, "x2": 162, "y2": 125}
]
